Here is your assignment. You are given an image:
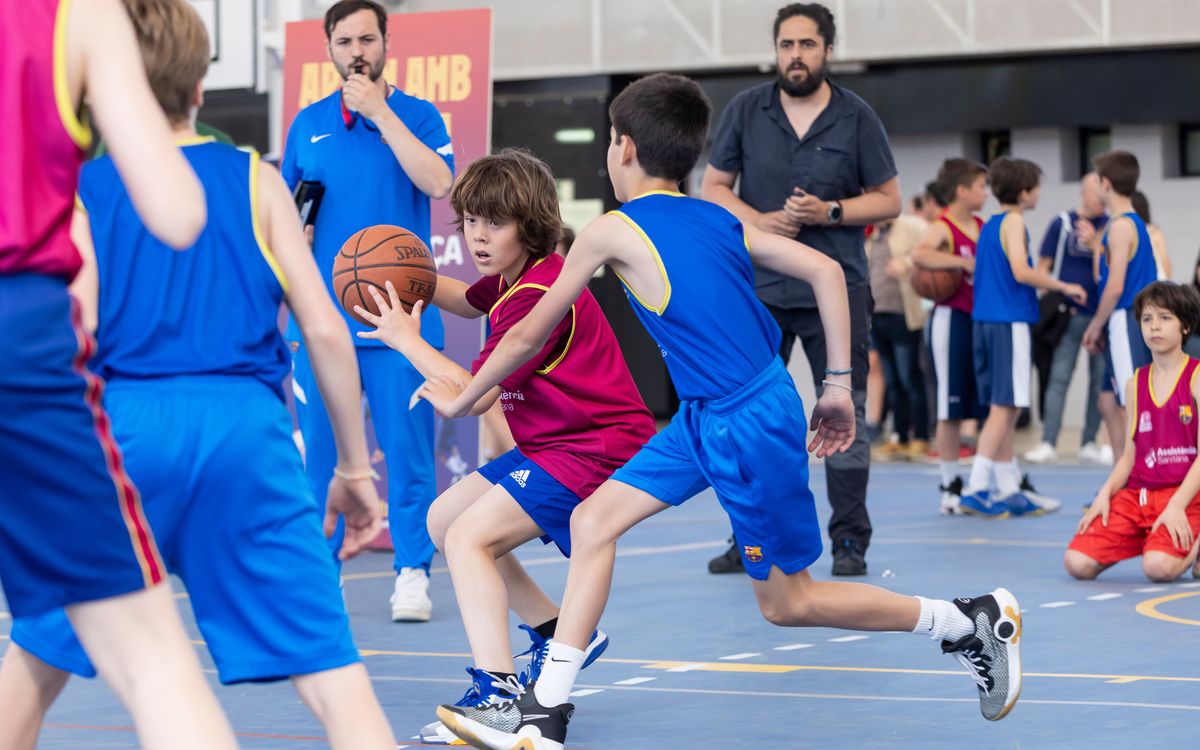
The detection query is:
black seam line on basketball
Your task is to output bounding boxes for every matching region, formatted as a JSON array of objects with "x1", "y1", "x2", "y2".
[
  {"x1": 354, "y1": 279, "x2": 418, "y2": 310},
  {"x1": 340, "y1": 232, "x2": 416, "y2": 260},
  {"x1": 332, "y1": 262, "x2": 435, "y2": 278},
  {"x1": 353, "y1": 230, "x2": 369, "y2": 310}
]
